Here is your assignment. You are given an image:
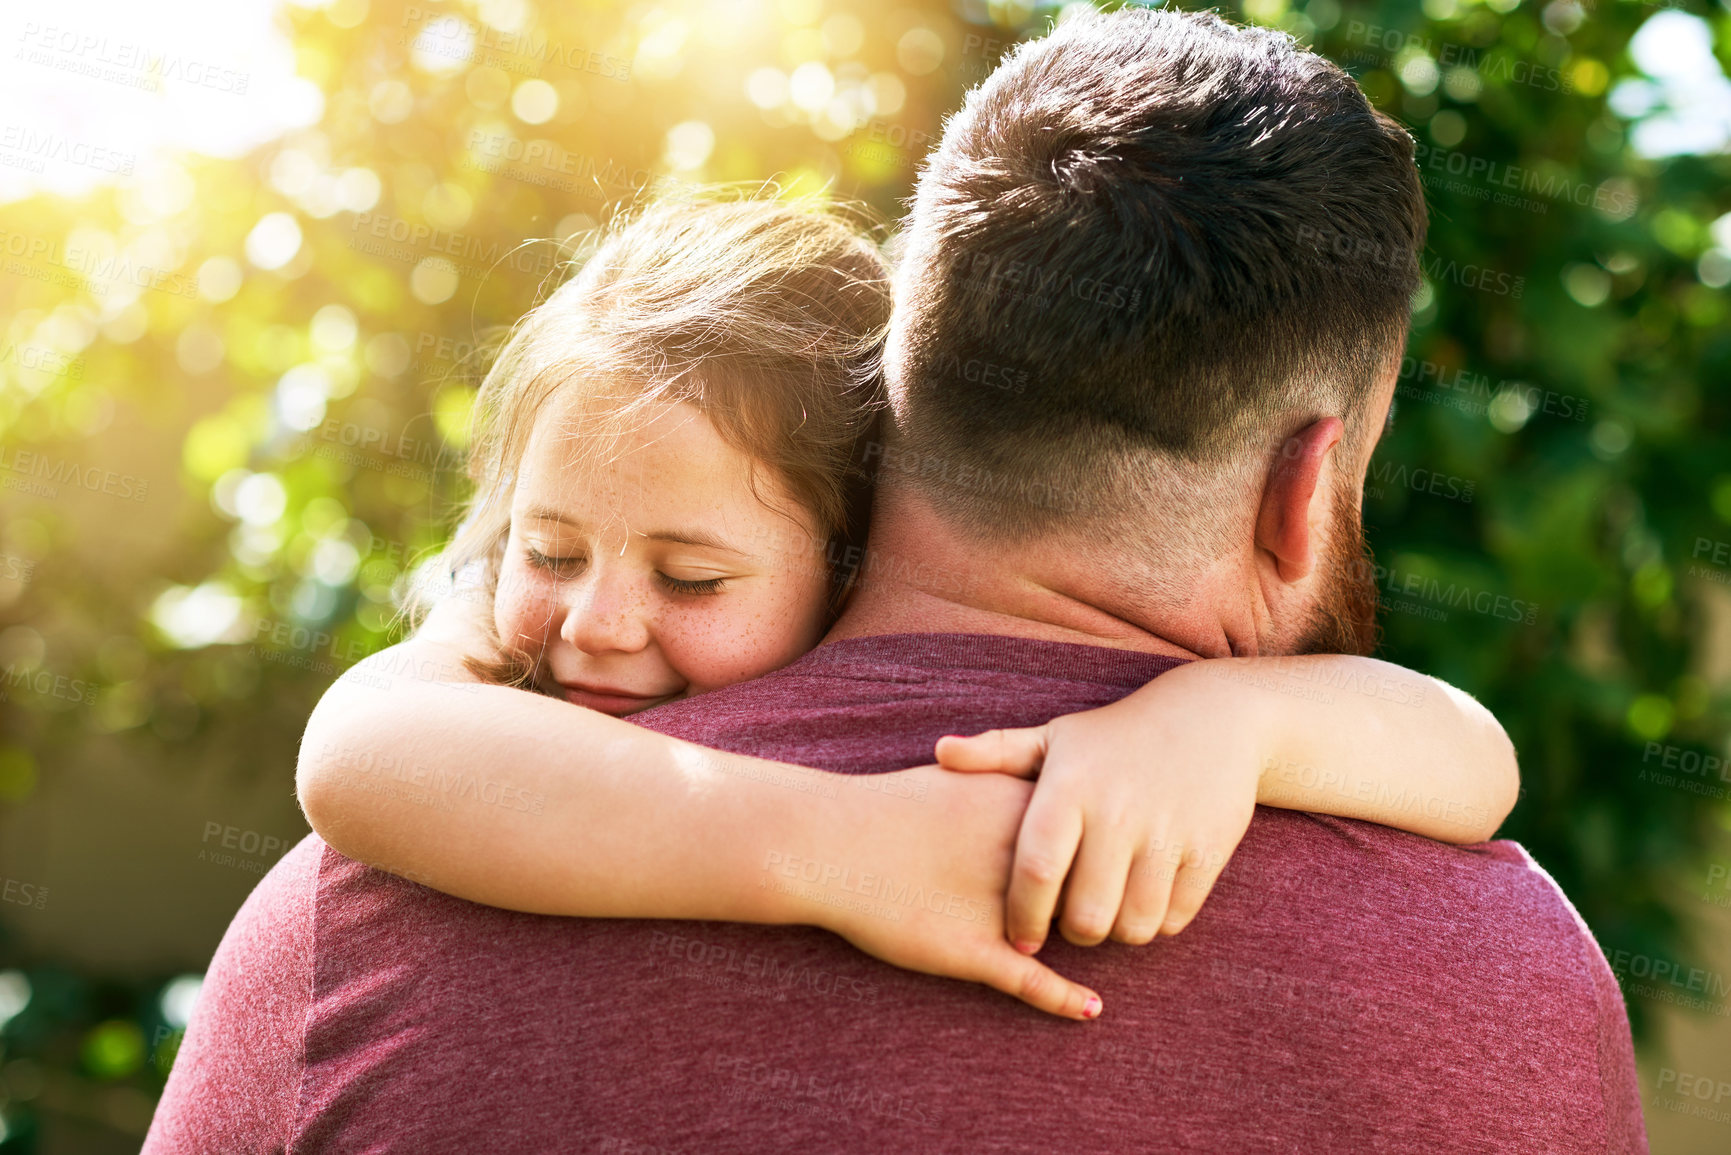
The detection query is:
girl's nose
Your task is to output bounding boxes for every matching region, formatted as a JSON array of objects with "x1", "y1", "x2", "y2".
[{"x1": 558, "y1": 562, "x2": 652, "y2": 655}]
